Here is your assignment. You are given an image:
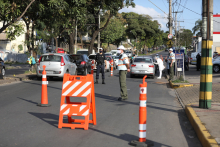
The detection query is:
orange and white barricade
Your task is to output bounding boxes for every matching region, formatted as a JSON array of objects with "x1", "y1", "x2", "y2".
[
  {"x1": 111, "y1": 59, "x2": 113, "y2": 76},
  {"x1": 58, "y1": 73, "x2": 96, "y2": 130},
  {"x1": 37, "y1": 65, "x2": 50, "y2": 107},
  {"x1": 130, "y1": 76, "x2": 154, "y2": 146}
]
